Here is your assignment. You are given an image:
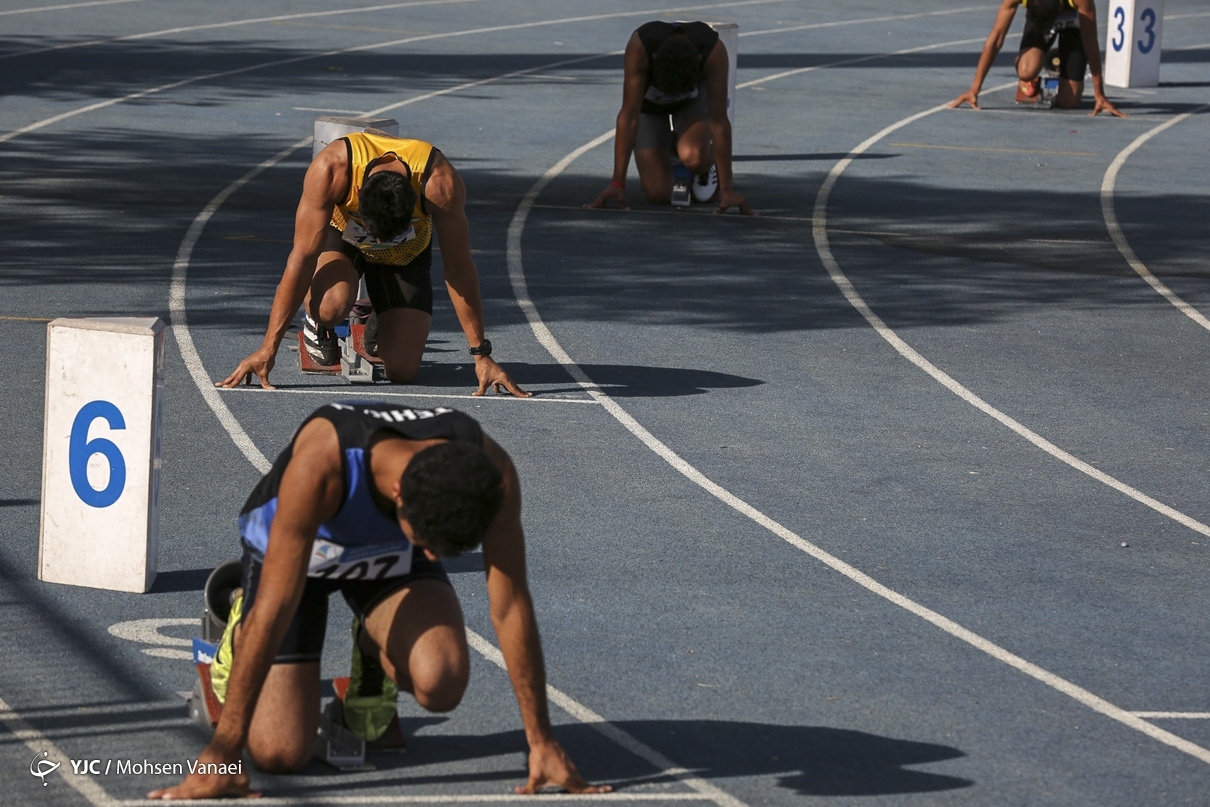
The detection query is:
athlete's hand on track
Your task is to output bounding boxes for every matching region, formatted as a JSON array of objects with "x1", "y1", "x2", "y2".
[
  {"x1": 715, "y1": 188, "x2": 754, "y2": 216},
  {"x1": 1091, "y1": 95, "x2": 1127, "y2": 118},
  {"x1": 947, "y1": 89, "x2": 981, "y2": 110},
  {"x1": 515, "y1": 740, "x2": 612, "y2": 795},
  {"x1": 217, "y1": 347, "x2": 277, "y2": 390},
  {"x1": 473, "y1": 356, "x2": 531, "y2": 398},
  {"x1": 586, "y1": 184, "x2": 629, "y2": 210}
]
